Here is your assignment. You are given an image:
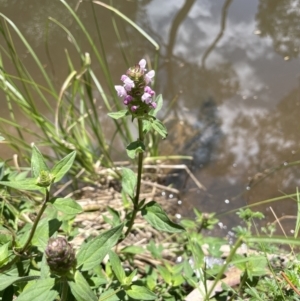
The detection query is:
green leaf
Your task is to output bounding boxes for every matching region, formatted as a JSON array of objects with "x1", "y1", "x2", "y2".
[
  {"x1": 0, "y1": 275, "x2": 22, "y2": 291},
  {"x1": 0, "y1": 162, "x2": 5, "y2": 181},
  {"x1": 68, "y1": 271, "x2": 97, "y2": 301},
  {"x1": 141, "y1": 201, "x2": 185, "y2": 233},
  {"x1": 124, "y1": 269, "x2": 137, "y2": 286},
  {"x1": 143, "y1": 120, "x2": 151, "y2": 134},
  {"x1": 0, "y1": 242, "x2": 9, "y2": 266},
  {"x1": 13, "y1": 171, "x2": 29, "y2": 181},
  {"x1": 126, "y1": 285, "x2": 156, "y2": 300},
  {"x1": 31, "y1": 218, "x2": 49, "y2": 250},
  {"x1": 121, "y1": 168, "x2": 137, "y2": 199},
  {"x1": 99, "y1": 289, "x2": 120, "y2": 301},
  {"x1": 146, "y1": 239, "x2": 163, "y2": 259},
  {"x1": 121, "y1": 245, "x2": 144, "y2": 255},
  {"x1": 15, "y1": 278, "x2": 58, "y2": 301},
  {"x1": 126, "y1": 141, "x2": 145, "y2": 159},
  {"x1": 152, "y1": 94, "x2": 163, "y2": 117},
  {"x1": 107, "y1": 206, "x2": 121, "y2": 226},
  {"x1": 109, "y1": 251, "x2": 126, "y2": 284},
  {"x1": 40, "y1": 254, "x2": 50, "y2": 279},
  {"x1": 157, "y1": 266, "x2": 172, "y2": 285},
  {"x1": 77, "y1": 223, "x2": 124, "y2": 271},
  {"x1": 51, "y1": 151, "x2": 76, "y2": 183},
  {"x1": 146, "y1": 271, "x2": 157, "y2": 291},
  {"x1": 151, "y1": 119, "x2": 168, "y2": 139},
  {"x1": 52, "y1": 198, "x2": 82, "y2": 216},
  {"x1": 107, "y1": 110, "x2": 128, "y2": 120},
  {"x1": 0, "y1": 178, "x2": 42, "y2": 191},
  {"x1": 172, "y1": 273, "x2": 185, "y2": 286},
  {"x1": 31, "y1": 145, "x2": 49, "y2": 178}
]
